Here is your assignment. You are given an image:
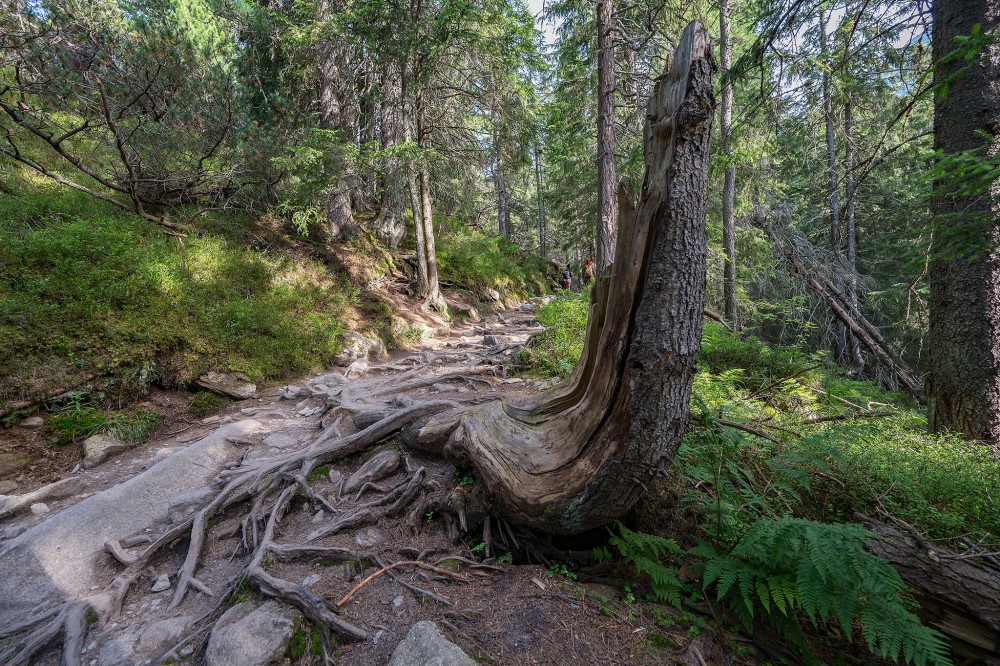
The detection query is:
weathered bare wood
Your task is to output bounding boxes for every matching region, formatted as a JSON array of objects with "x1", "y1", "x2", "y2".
[
  {"x1": 415, "y1": 22, "x2": 716, "y2": 534},
  {"x1": 860, "y1": 518, "x2": 1000, "y2": 662},
  {"x1": 757, "y1": 217, "x2": 924, "y2": 399}
]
